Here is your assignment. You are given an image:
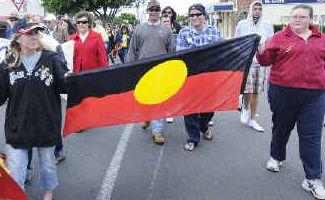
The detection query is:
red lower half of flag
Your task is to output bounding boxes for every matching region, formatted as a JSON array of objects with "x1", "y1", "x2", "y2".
[
  {"x1": 0, "y1": 164, "x2": 27, "y2": 200},
  {"x1": 64, "y1": 71, "x2": 243, "y2": 136}
]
